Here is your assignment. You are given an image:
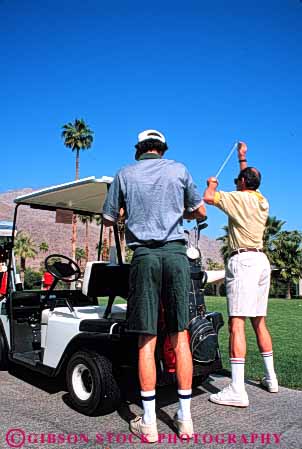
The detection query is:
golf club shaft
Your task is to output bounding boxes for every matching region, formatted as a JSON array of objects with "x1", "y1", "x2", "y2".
[{"x1": 215, "y1": 141, "x2": 238, "y2": 179}]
